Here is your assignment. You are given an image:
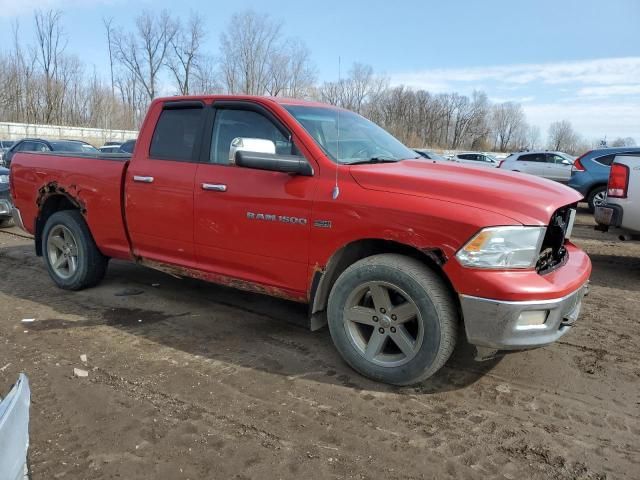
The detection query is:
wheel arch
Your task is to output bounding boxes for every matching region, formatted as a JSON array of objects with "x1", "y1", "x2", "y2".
[
  {"x1": 34, "y1": 192, "x2": 82, "y2": 256},
  {"x1": 309, "y1": 238, "x2": 458, "y2": 326}
]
